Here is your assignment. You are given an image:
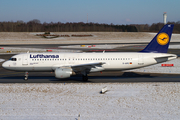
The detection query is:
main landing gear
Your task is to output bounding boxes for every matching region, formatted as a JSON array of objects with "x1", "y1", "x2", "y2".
[
  {"x1": 82, "y1": 74, "x2": 88, "y2": 82},
  {"x1": 24, "y1": 71, "x2": 28, "y2": 81}
]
